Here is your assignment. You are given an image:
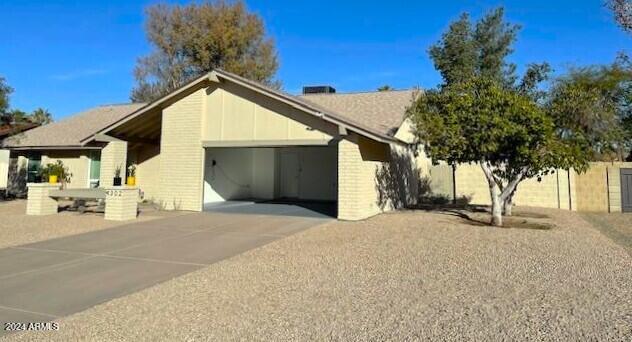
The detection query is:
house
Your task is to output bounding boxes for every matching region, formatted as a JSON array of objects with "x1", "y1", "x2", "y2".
[
  {"x1": 4, "y1": 70, "x2": 630, "y2": 215},
  {"x1": 1, "y1": 70, "x2": 424, "y2": 220},
  {"x1": 0, "y1": 121, "x2": 40, "y2": 192}
]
